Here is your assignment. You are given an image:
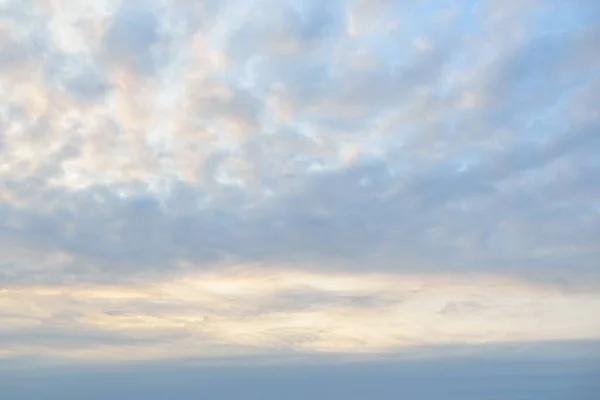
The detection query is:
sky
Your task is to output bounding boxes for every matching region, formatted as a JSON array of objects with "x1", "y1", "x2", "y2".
[{"x1": 0, "y1": 0, "x2": 599, "y2": 398}]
